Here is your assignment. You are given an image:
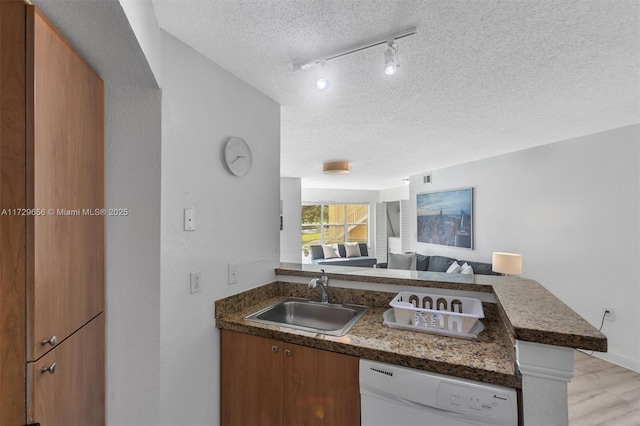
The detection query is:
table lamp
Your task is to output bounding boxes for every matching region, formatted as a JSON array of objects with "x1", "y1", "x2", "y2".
[{"x1": 492, "y1": 252, "x2": 522, "y2": 276}]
